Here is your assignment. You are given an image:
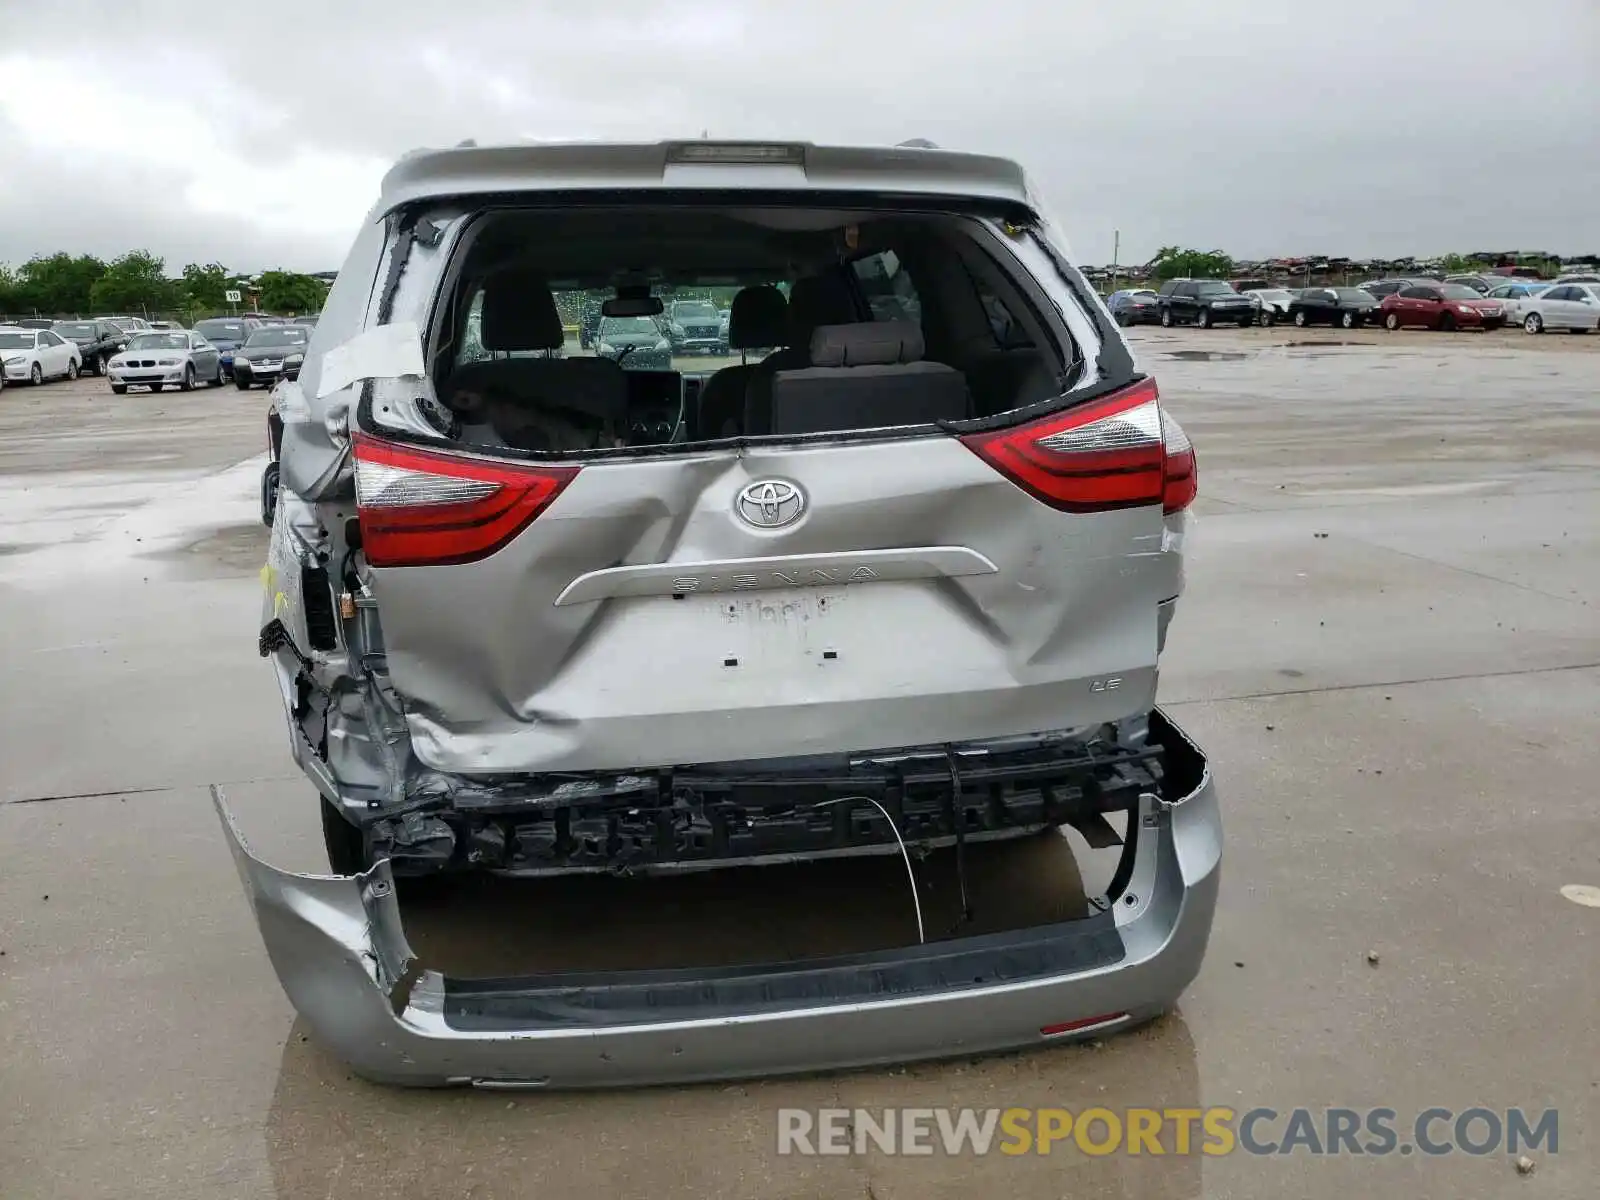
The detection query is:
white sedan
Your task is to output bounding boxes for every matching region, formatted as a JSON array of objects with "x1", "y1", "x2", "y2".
[
  {"x1": 106, "y1": 331, "x2": 226, "y2": 392},
  {"x1": 1519, "y1": 283, "x2": 1600, "y2": 334},
  {"x1": 1484, "y1": 281, "x2": 1550, "y2": 324},
  {"x1": 0, "y1": 326, "x2": 82, "y2": 385}
]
